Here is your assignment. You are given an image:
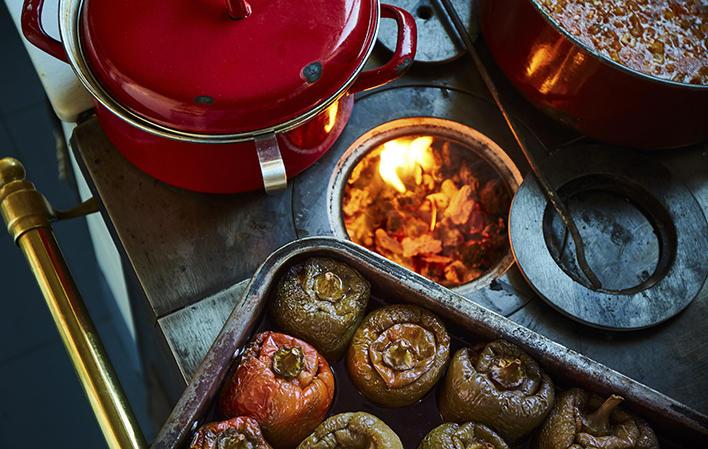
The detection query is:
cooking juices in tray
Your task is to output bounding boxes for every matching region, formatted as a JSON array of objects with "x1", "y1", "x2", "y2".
[
  {"x1": 187, "y1": 257, "x2": 660, "y2": 449},
  {"x1": 539, "y1": 0, "x2": 707, "y2": 85}
]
